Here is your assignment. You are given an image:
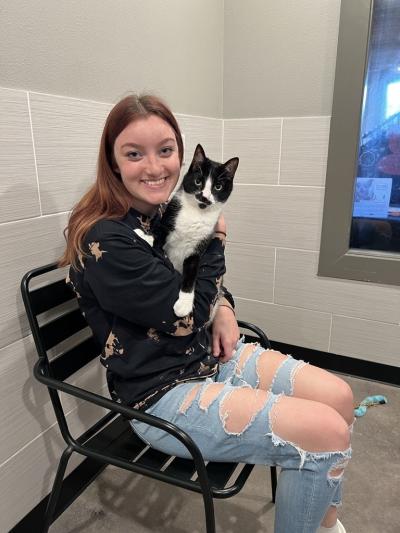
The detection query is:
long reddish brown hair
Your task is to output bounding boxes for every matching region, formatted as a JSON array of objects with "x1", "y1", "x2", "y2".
[{"x1": 59, "y1": 94, "x2": 184, "y2": 269}]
